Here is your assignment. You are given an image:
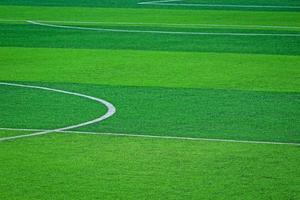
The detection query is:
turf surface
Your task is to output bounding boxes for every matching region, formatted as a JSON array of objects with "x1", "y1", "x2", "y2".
[
  {"x1": 1, "y1": 6, "x2": 300, "y2": 55},
  {"x1": 1, "y1": 81, "x2": 299, "y2": 143},
  {"x1": 0, "y1": 0, "x2": 299, "y2": 199},
  {"x1": 1, "y1": 47, "x2": 299, "y2": 92},
  {"x1": 2, "y1": 22, "x2": 300, "y2": 55},
  {"x1": 0, "y1": 131, "x2": 299, "y2": 200},
  {"x1": 1, "y1": 0, "x2": 300, "y2": 11},
  {"x1": 0, "y1": 83, "x2": 106, "y2": 130}
]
